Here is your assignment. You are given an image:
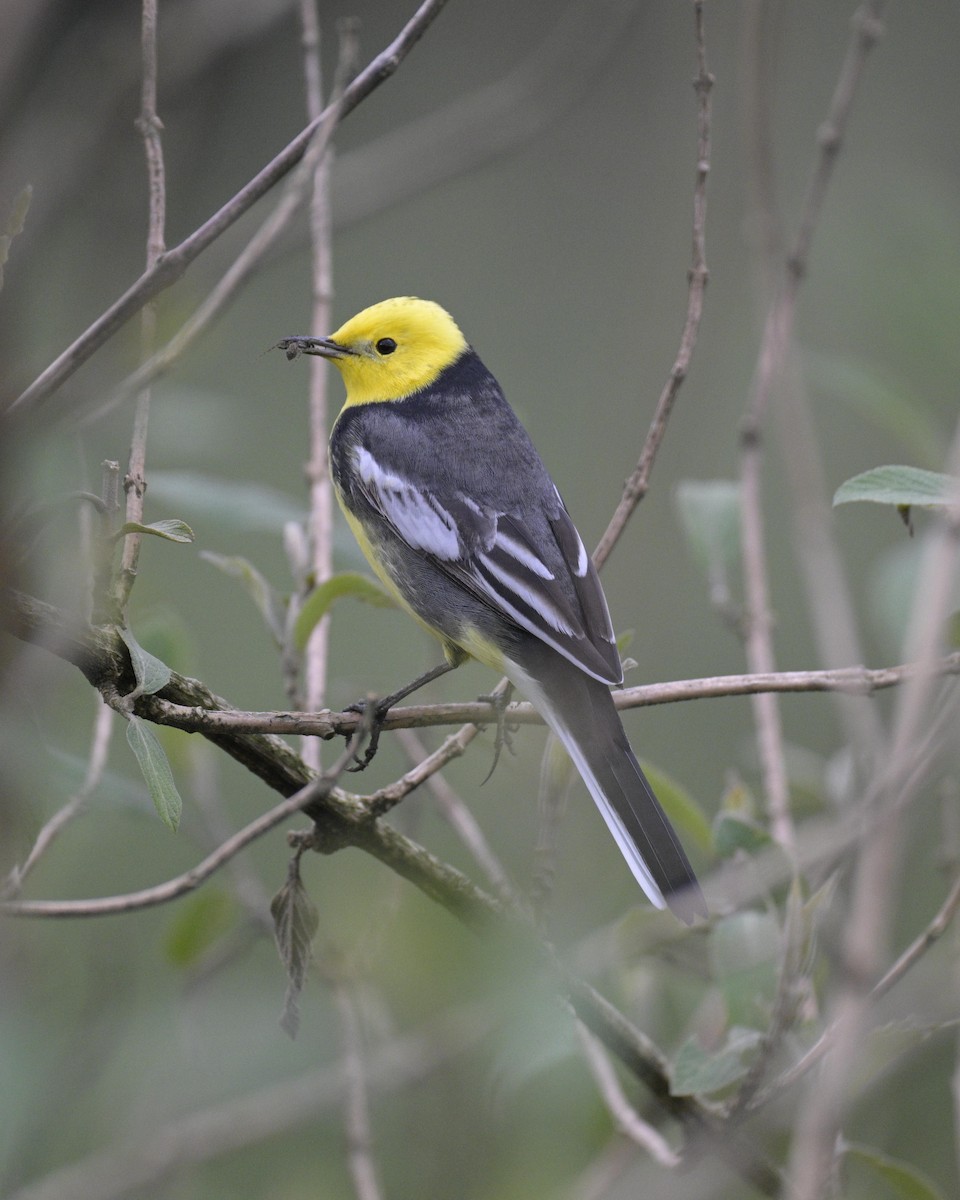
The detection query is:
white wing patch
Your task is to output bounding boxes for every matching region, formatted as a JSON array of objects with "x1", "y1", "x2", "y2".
[
  {"x1": 573, "y1": 529, "x2": 589, "y2": 577},
  {"x1": 475, "y1": 552, "x2": 576, "y2": 636},
  {"x1": 554, "y1": 486, "x2": 589, "y2": 577},
  {"x1": 494, "y1": 529, "x2": 555, "y2": 579},
  {"x1": 352, "y1": 446, "x2": 620, "y2": 684},
  {"x1": 354, "y1": 445, "x2": 460, "y2": 560}
]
